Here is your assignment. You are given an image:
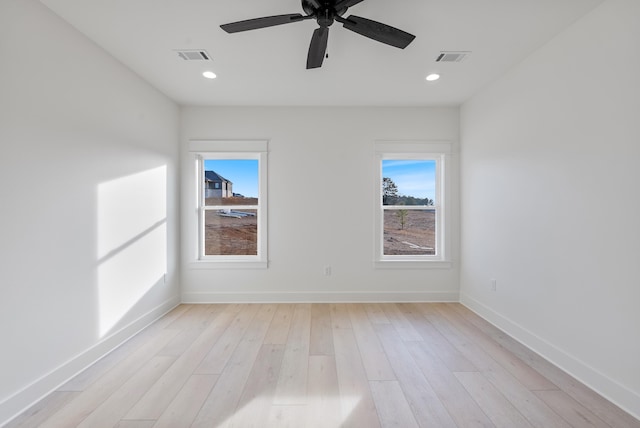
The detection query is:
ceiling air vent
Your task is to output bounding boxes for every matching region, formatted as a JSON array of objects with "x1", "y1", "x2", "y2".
[
  {"x1": 435, "y1": 51, "x2": 470, "y2": 63},
  {"x1": 176, "y1": 50, "x2": 211, "y2": 61}
]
